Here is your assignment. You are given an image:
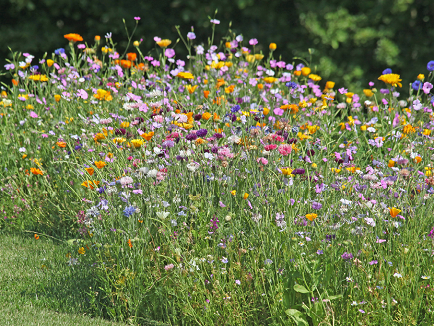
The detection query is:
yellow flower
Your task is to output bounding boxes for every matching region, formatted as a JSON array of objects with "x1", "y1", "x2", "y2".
[
  {"x1": 280, "y1": 168, "x2": 293, "y2": 176},
  {"x1": 325, "y1": 81, "x2": 335, "y2": 89},
  {"x1": 246, "y1": 55, "x2": 255, "y2": 63},
  {"x1": 78, "y1": 247, "x2": 85, "y2": 255},
  {"x1": 308, "y1": 74, "x2": 322, "y2": 82},
  {"x1": 306, "y1": 213, "x2": 318, "y2": 221},
  {"x1": 254, "y1": 54, "x2": 264, "y2": 60},
  {"x1": 46, "y1": 59, "x2": 54, "y2": 67},
  {"x1": 231, "y1": 190, "x2": 236, "y2": 196},
  {"x1": 301, "y1": 67, "x2": 311, "y2": 76},
  {"x1": 28, "y1": 74, "x2": 49, "y2": 82},
  {"x1": 363, "y1": 89, "x2": 374, "y2": 97},
  {"x1": 263, "y1": 77, "x2": 277, "y2": 84},
  {"x1": 54, "y1": 94, "x2": 61, "y2": 102},
  {"x1": 177, "y1": 71, "x2": 194, "y2": 80},
  {"x1": 388, "y1": 160, "x2": 395, "y2": 167},
  {"x1": 131, "y1": 139, "x2": 144, "y2": 148},
  {"x1": 378, "y1": 74, "x2": 402, "y2": 88},
  {"x1": 156, "y1": 39, "x2": 172, "y2": 48},
  {"x1": 269, "y1": 43, "x2": 277, "y2": 50},
  {"x1": 85, "y1": 167, "x2": 94, "y2": 175},
  {"x1": 133, "y1": 41, "x2": 140, "y2": 47},
  {"x1": 120, "y1": 121, "x2": 129, "y2": 128},
  {"x1": 417, "y1": 74, "x2": 425, "y2": 80},
  {"x1": 186, "y1": 85, "x2": 198, "y2": 94},
  {"x1": 243, "y1": 193, "x2": 249, "y2": 199}
]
